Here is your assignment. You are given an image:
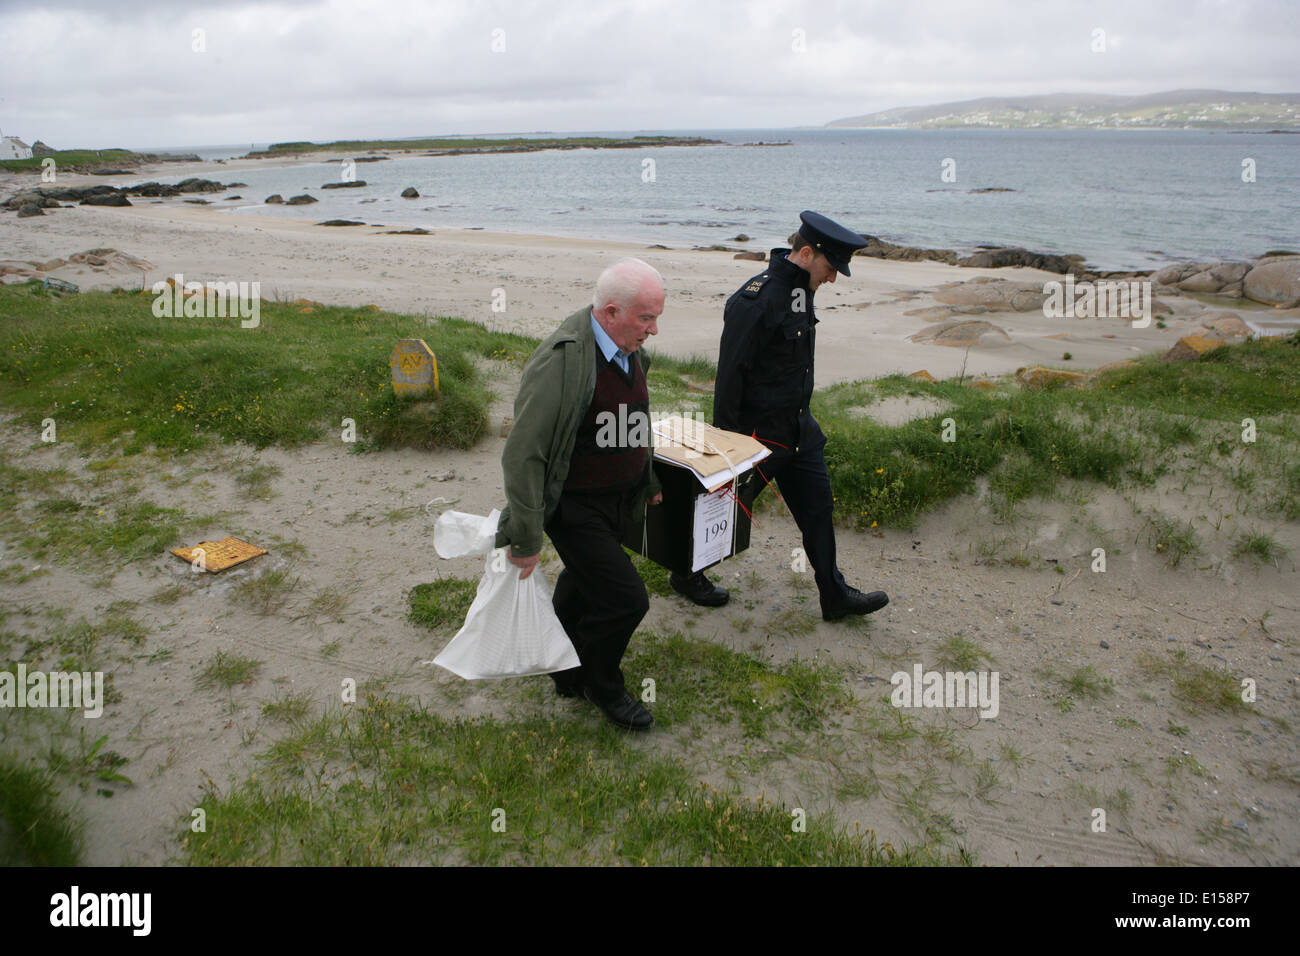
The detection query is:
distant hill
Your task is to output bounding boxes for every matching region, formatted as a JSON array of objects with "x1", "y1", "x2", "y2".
[{"x1": 827, "y1": 89, "x2": 1300, "y2": 130}]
